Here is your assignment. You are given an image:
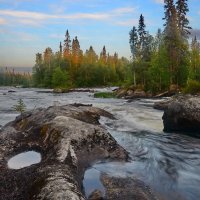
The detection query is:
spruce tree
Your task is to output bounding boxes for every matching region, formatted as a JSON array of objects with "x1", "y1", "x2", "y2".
[
  {"x1": 129, "y1": 26, "x2": 138, "y2": 60},
  {"x1": 138, "y1": 14, "x2": 147, "y2": 55},
  {"x1": 63, "y1": 30, "x2": 71, "y2": 59},
  {"x1": 190, "y1": 36, "x2": 200, "y2": 81},
  {"x1": 72, "y1": 36, "x2": 81, "y2": 65},
  {"x1": 163, "y1": 0, "x2": 180, "y2": 85},
  {"x1": 176, "y1": 0, "x2": 191, "y2": 39},
  {"x1": 175, "y1": 0, "x2": 190, "y2": 86},
  {"x1": 100, "y1": 46, "x2": 107, "y2": 64},
  {"x1": 85, "y1": 46, "x2": 98, "y2": 64},
  {"x1": 163, "y1": 0, "x2": 174, "y2": 27},
  {"x1": 43, "y1": 47, "x2": 53, "y2": 69}
]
